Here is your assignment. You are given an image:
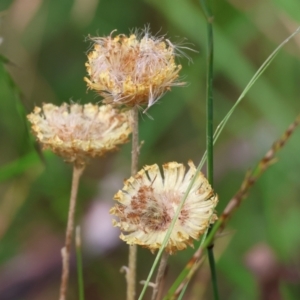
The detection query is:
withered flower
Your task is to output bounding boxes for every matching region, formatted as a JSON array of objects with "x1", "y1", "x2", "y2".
[
  {"x1": 27, "y1": 103, "x2": 131, "y2": 166},
  {"x1": 110, "y1": 161, "x2": 218, "y2": 254},
  {"x1": 85, "y1": 28, "x2": 184, "y2": 110}
]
